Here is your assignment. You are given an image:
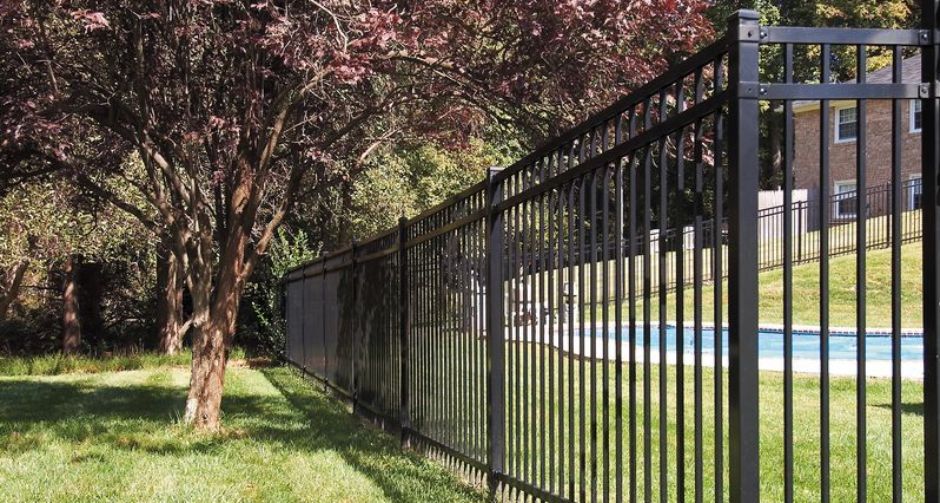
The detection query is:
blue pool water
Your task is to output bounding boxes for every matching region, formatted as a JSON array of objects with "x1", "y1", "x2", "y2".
[{"x1": 601, "y1": 325, "x2": 923, "y2": 361}]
